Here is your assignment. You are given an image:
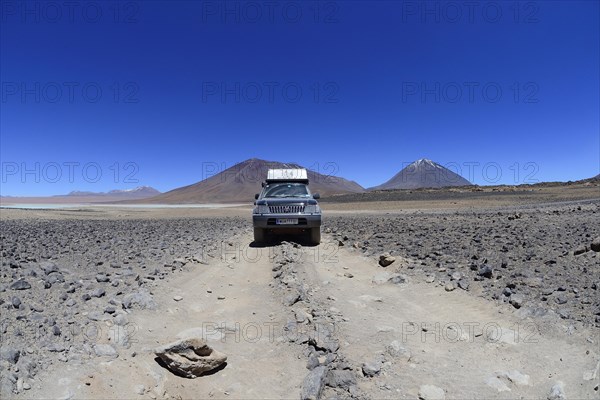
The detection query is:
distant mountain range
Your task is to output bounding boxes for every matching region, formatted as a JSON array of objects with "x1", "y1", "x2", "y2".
[
  {"x1": 128, "y1": 158, "x2": 364, "y2": 204},
  {"x1": 2, "y1": 159, "x2": 597, "y2": 205},
  {"x1": 370, "y1": 158, "x2": 472, "y2": 190},
  {"x1": 0, "y1": 186, "x2": 161, "y2": 204},
  {"x1": 65, "y1": 186, "x2": 160, "y2": 198}
]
